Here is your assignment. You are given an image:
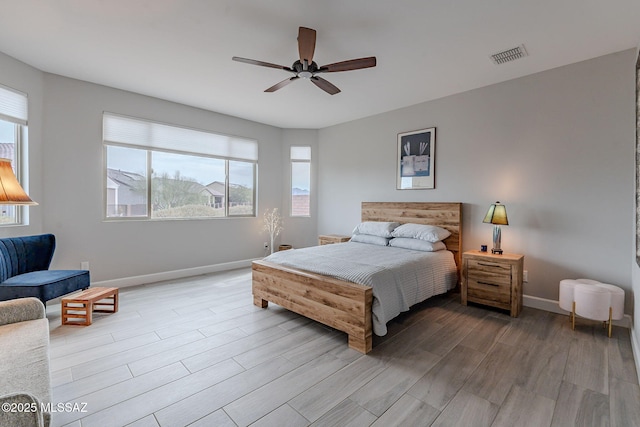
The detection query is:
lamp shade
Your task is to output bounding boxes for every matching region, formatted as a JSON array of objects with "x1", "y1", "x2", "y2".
[
  {"x1": 0, "y1": 158, "x2": 37, "y2": 205},
  {"x1": 483, "y1": 202, "x2": 508, "y2": 225}
]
